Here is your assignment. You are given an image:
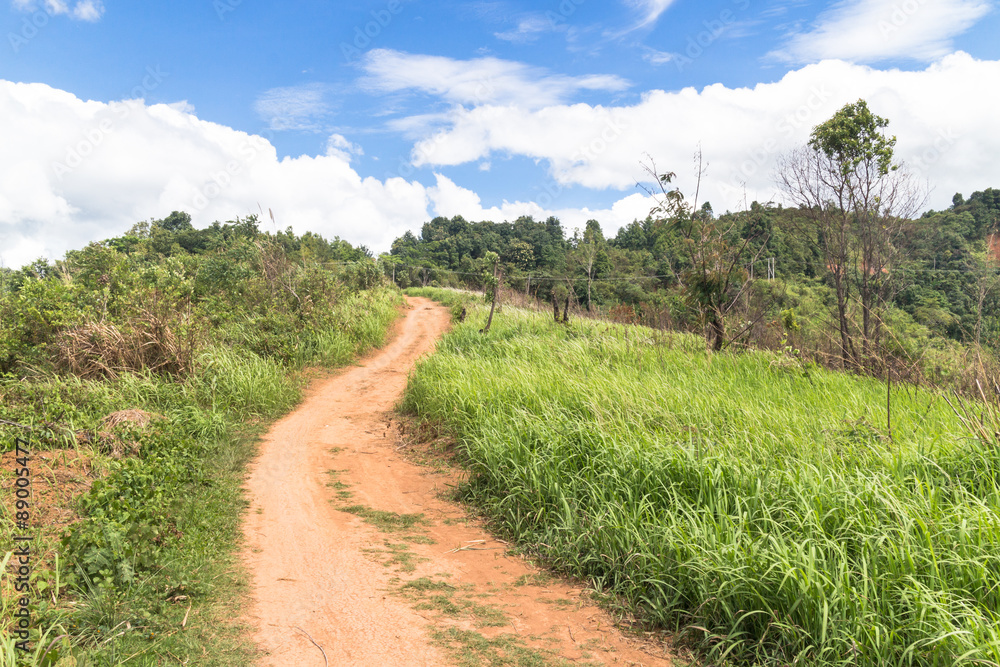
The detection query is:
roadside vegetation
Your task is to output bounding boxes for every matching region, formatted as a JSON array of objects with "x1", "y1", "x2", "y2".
[
  {"x1": 402, "y1": 287, "x2": 1000, "y2": 666},
  {"x1": 0, "y1": 213, "x2": 399, "y2": 665}
]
